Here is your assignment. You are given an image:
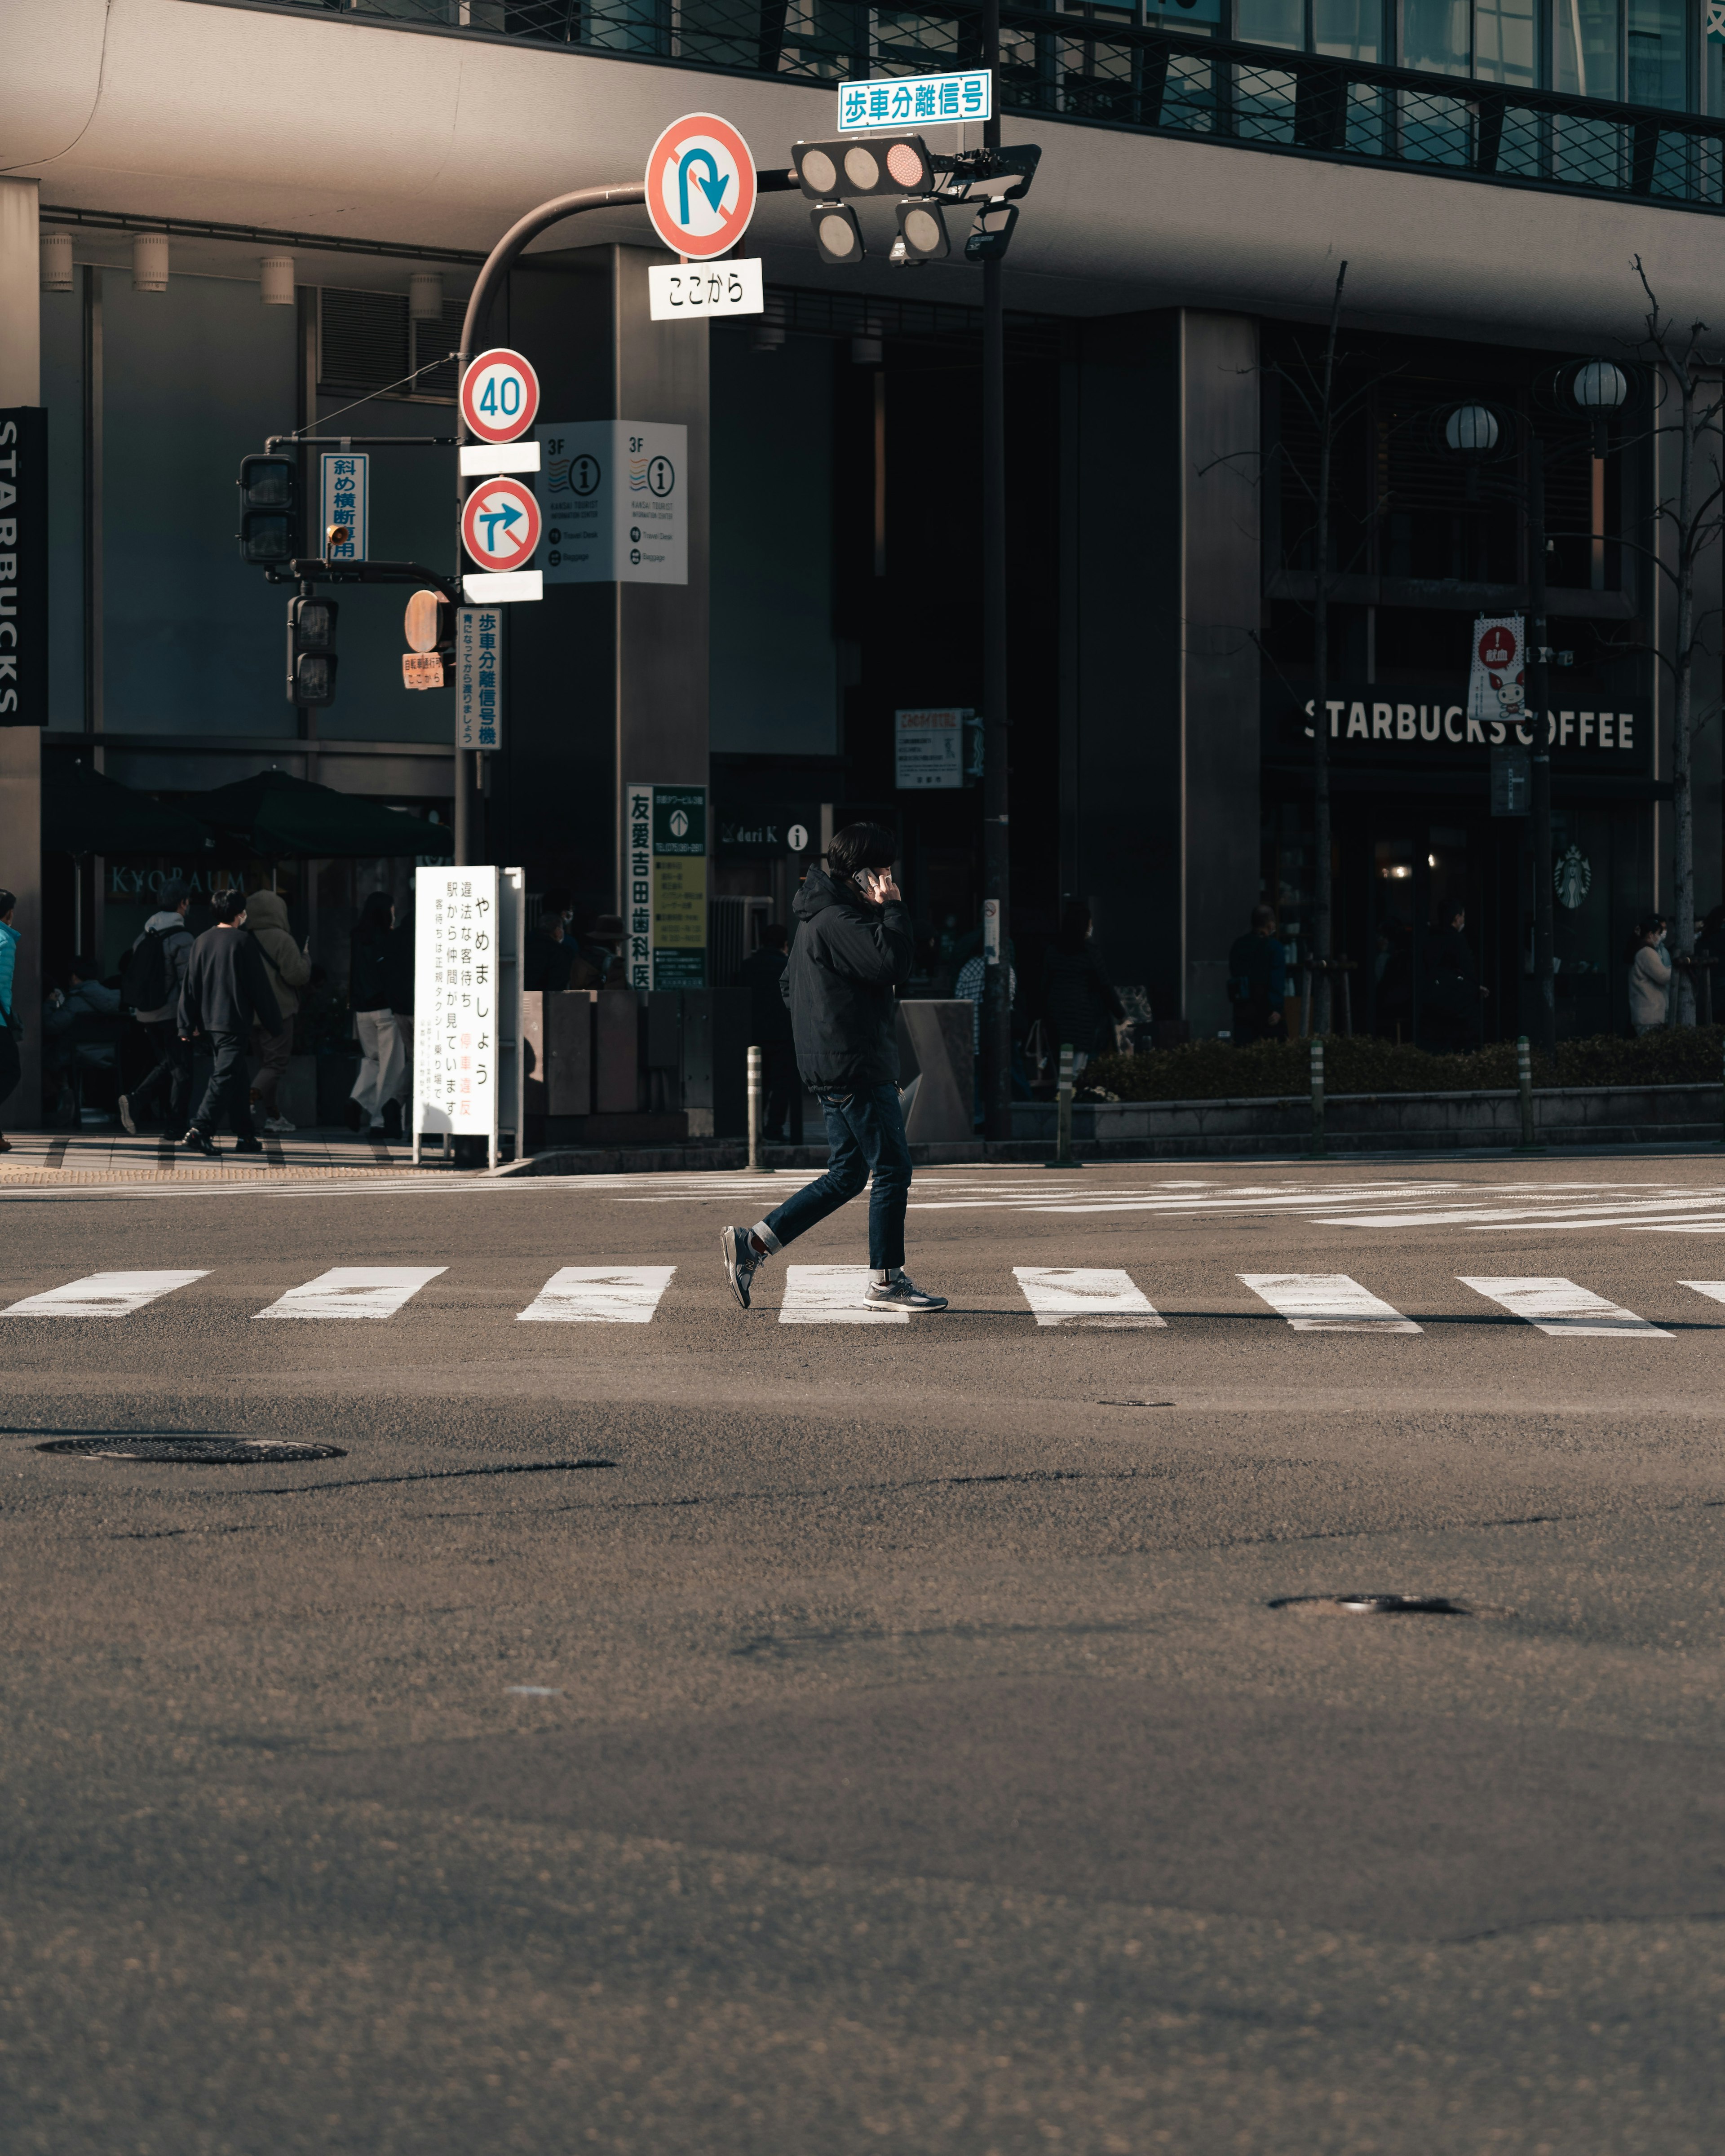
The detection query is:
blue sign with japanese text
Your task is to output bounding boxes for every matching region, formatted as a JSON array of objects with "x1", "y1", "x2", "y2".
[{"x1": 838, "y1": 71, "x2": 991, "y2": 132}]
